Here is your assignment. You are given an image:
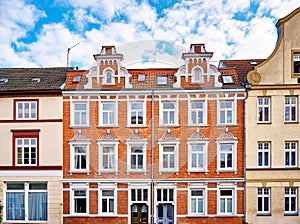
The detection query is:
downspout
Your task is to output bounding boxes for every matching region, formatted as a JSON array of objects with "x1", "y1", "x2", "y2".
[{"x1": 151, "y1": 89, "x2": 155, "y2": 224}]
